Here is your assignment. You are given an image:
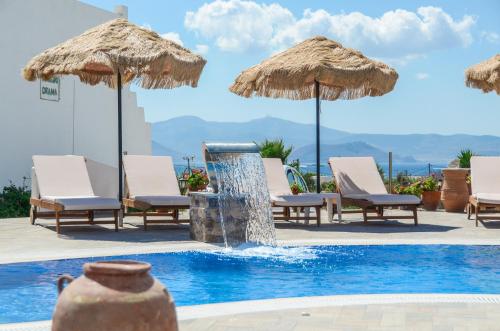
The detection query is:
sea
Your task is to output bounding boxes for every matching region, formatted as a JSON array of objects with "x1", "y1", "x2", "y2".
[{"x1": 174, "y1": 162, "x2": 447, "y2": 178}]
